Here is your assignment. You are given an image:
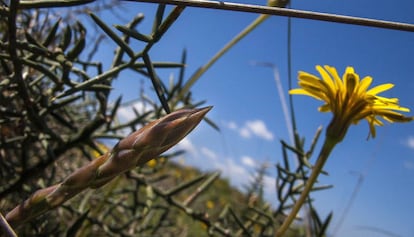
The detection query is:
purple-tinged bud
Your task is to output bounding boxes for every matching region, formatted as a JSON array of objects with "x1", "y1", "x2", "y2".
[{"x1": 92, "y1": 106, "x2": 212, "y2": 188}]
